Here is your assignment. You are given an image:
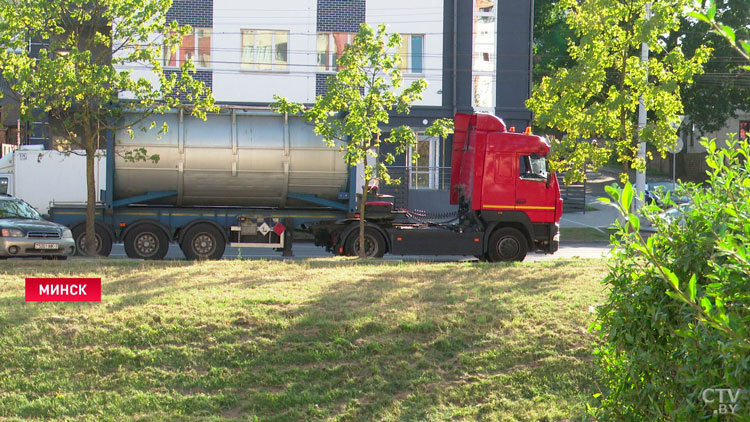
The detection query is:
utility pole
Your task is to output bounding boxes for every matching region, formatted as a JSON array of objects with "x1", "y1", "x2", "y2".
[{"x1": 635, "y1": 2, "x2": 651, "y2": 208}]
